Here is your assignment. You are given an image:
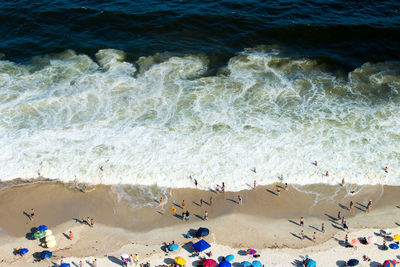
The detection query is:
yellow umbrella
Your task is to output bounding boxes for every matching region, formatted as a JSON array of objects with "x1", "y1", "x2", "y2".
[
  {"x1": 394, "y1": 234, "x2": 400, "y2": 241},
  {"x1": 175, "y1": 256, "x2": 186, "y2": 265}
]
